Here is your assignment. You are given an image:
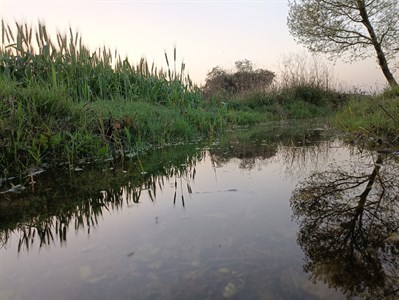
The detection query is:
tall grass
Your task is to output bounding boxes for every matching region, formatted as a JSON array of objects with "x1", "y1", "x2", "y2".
[
  {"x1": 0, "y1": 75, "x2": 102, "y2": 174},
  {"x1": 333, "y1": 85, "x2": 399, "y2": 145},
  {"x1": 276, "y1": 52, "x2": 335, "y2": 91},
  {"x1": 0, "y1": 74, "x2": 225, "y2": 177},
  {"x1": 0, "y1": 20, "x2": 353, "y2": 177},
  {"x1": 0, "y1": 20, "x2": 216, "y2": 177},
  {"x1": 0, "y1": 20, "x2": 200, "y2": 108},
  {"x1": 203, "y1": 53, "x2": 348, "y2": 121}
]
